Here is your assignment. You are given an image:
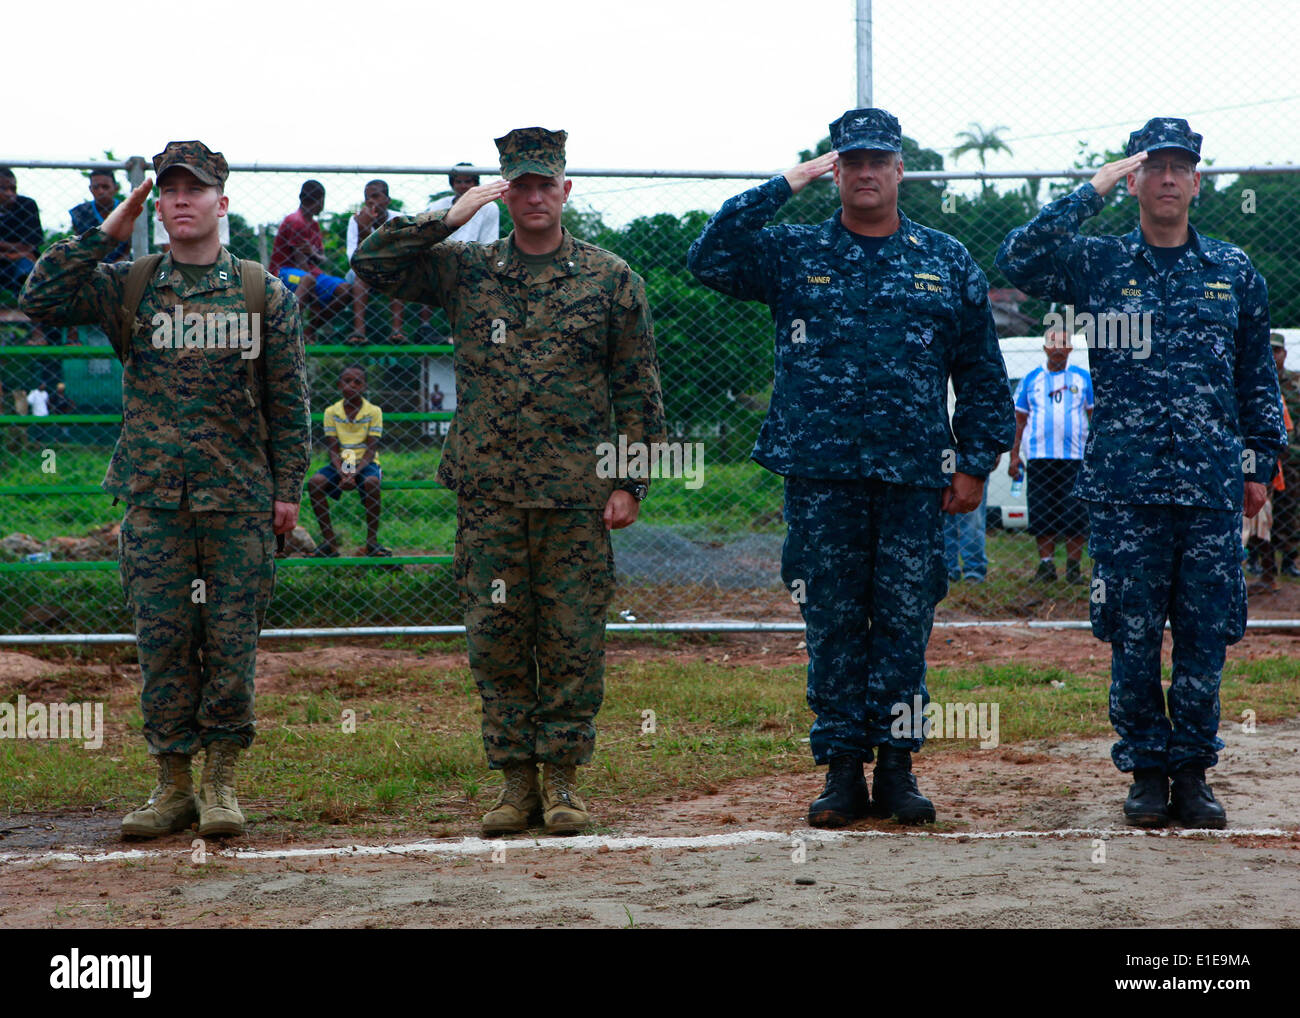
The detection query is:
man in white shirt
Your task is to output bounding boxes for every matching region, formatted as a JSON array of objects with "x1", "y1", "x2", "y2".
[
  {"x1": 26, "y1": 381, "x2": 50, "y2": 445},
  {"x1": 1009, "y1": 328, "x2": 1095, "y2": 583},
  {"x1": 345, "y1": 180, "x2": 403, "y2": 341},
  {"x1": 27, "y1": 382, "x2": 50, "y2": 416}
]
